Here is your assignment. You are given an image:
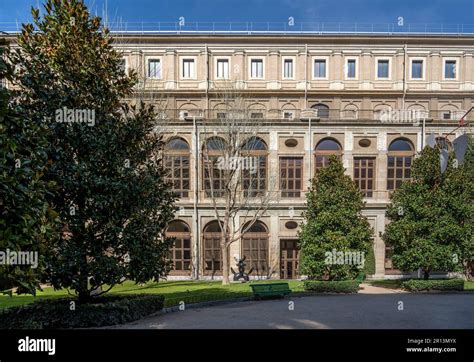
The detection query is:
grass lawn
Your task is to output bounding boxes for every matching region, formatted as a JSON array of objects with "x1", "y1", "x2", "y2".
[
  {"x1": 368, "y1": 279, "x2": 474, "y2": 291},
  {"x1": 0, "y1": 279, "x2": 306, "y2": 310}
]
